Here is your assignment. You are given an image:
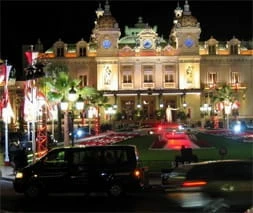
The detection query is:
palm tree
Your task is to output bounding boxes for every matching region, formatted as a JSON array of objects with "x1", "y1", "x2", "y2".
[
  {"x1": 44, "y1": 70, "x2": 99, "y2": 143},
  {"x1": 212, "y1": 84, "x2": 236, "y2": 129},
  {"x1": 89, "y1": 91, "x2": 109, "y2": 134}
]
